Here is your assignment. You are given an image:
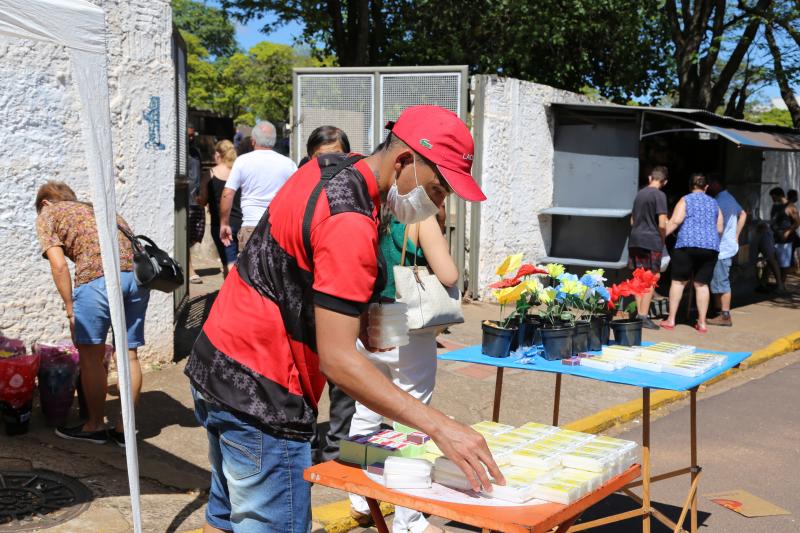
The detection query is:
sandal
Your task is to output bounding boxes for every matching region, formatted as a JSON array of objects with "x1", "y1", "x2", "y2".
[
  {"x1": 189, "y1": 274, "x2": 203, "y2": 284},
  {"x1": 693, "y1": 323, "x2": 708, "y2": 333},
  {"x1": 659, "y1": 321, "x2": 675, "y2": 330}
]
